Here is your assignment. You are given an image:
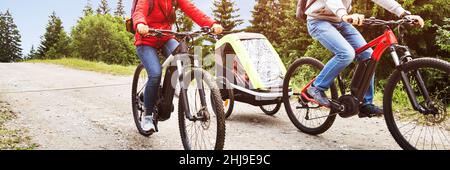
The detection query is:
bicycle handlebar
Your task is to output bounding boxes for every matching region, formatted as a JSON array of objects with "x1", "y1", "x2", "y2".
[
  {"x1": 144, "y1": 27, "x2": 218, "y2": 38},
  {"x1": 362, "y1": 17, "x2": 417, "y2": 26}
]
